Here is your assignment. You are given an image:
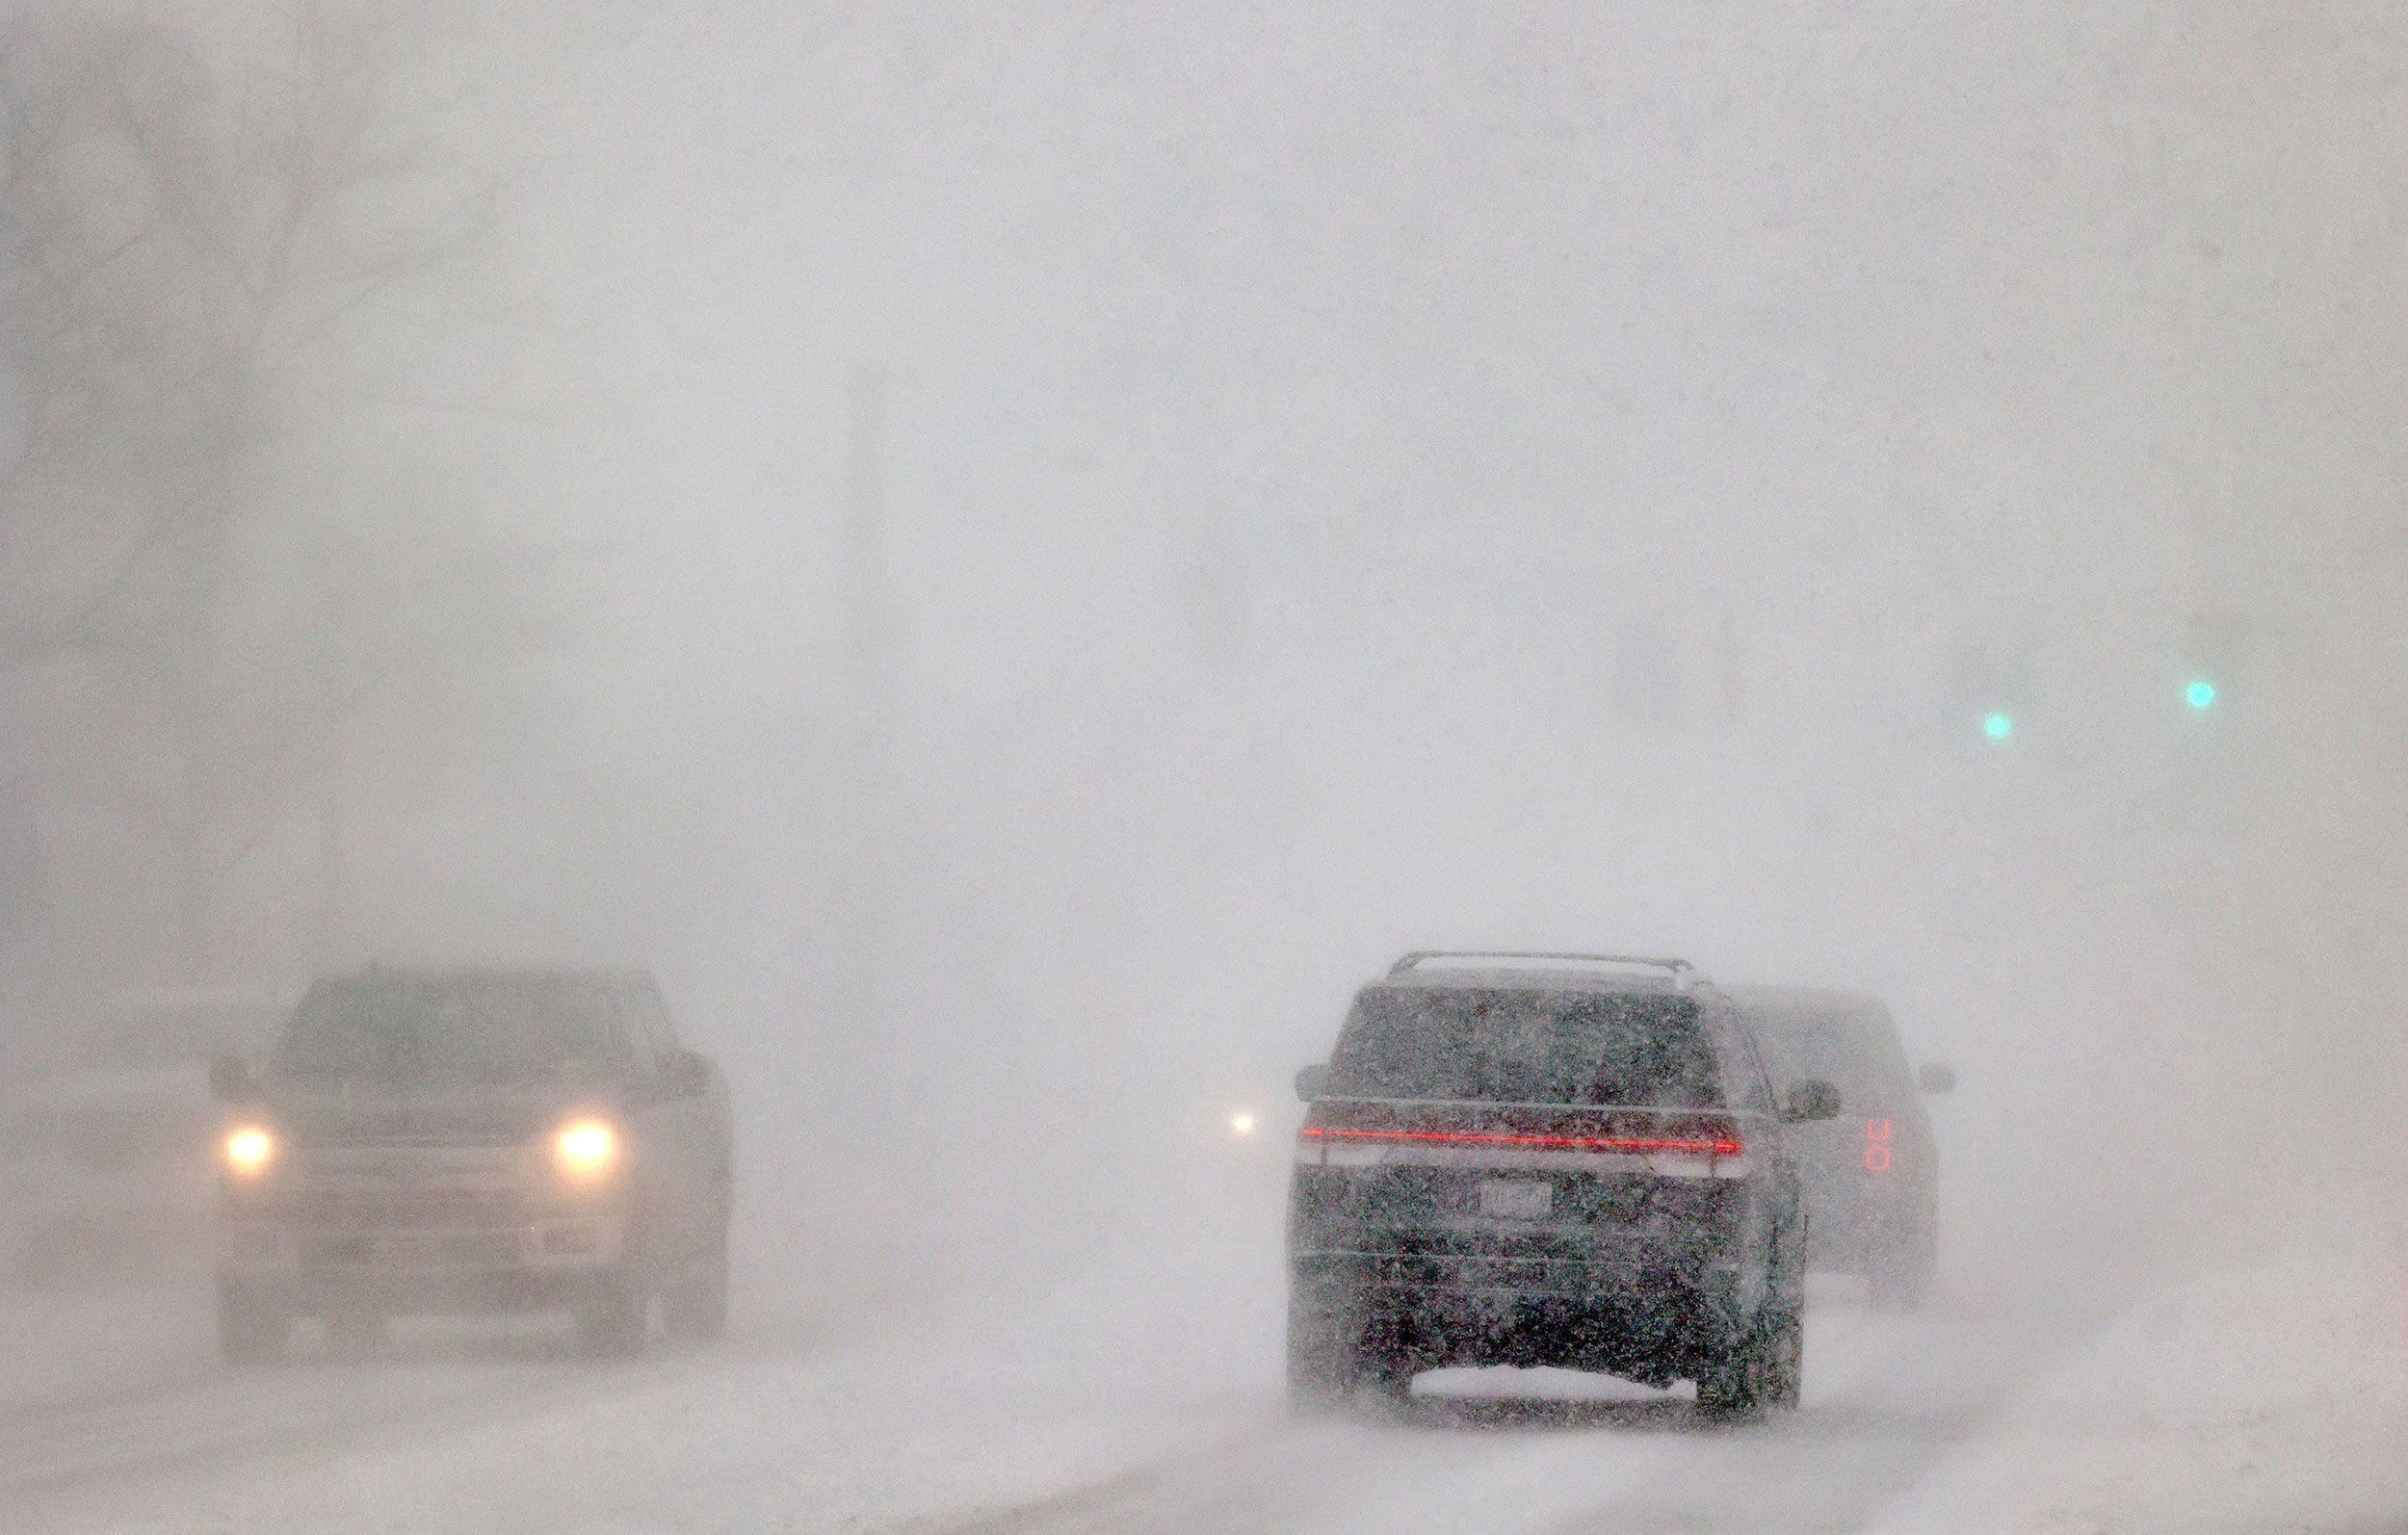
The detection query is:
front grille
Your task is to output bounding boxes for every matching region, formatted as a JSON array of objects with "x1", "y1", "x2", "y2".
[
  {"x1": 301, "y1": 1231, "x2": 523, "y2": 1269},
  {"x1": 300, "y1": 1133, "x2": 525, "y2": 1148},
  {"x1": 278, "y1": 1186, "x2": 527, "y2": 1232}
]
